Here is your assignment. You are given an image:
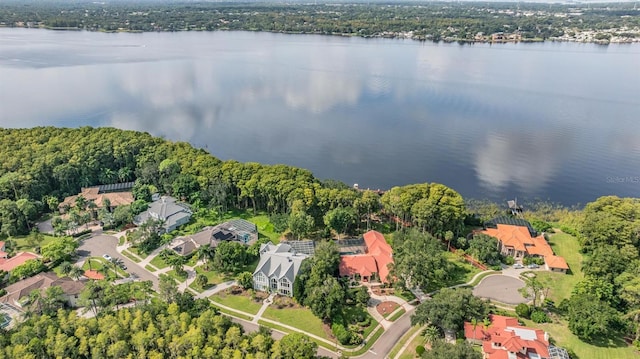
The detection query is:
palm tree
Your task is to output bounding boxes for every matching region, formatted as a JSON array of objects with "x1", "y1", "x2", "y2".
[
  {"x1": 109, "y1": 257, "x2": 125, "y2": 278},
  {"x1": 59, "y1": 261, "x2": 73, "y2": 277},
  {"x1": 169, "y1": 255, "x2": 187, "y2": 277},
  {"x1": 196, "y1": 245, "x2": 215, "y2": 270},
  {"x1": 86, "y1": 257, "x2": 93, "y2": 271},
  {"x1": 422, "y1": 325, "x2": 441, "y2": 347},
  {"x1": 69, "y1": 266, "x2": 85, "y2": 281}
]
